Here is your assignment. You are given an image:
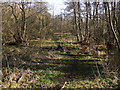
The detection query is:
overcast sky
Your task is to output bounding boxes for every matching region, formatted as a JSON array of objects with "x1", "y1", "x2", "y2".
[
  {"x1": 0, "y1": 0, "x2": 67, "y2": 15},
  {"x1": 1, "y1": 0, "x2": 116, "y2": 15},
  {"x1": 46, "y1": 0, "x2": 67, "y2": 15}
]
